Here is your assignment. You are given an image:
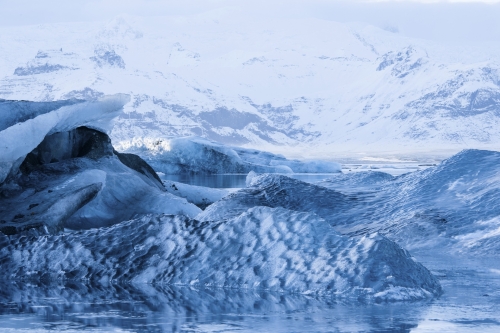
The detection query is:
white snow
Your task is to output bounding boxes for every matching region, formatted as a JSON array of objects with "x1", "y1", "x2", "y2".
[{"x1": 0, "y1": 14, "x2": 498, "y2": 158}]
